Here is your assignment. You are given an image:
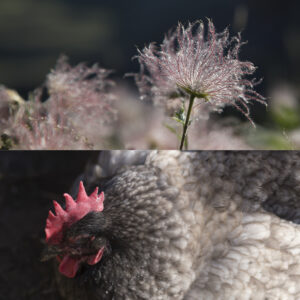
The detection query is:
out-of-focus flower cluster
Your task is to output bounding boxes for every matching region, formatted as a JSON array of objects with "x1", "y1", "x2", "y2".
[
  {"x1": 135, "y1": 20, "x2": 266, "y2": 124},
  {"x1": 1, "y1": 19, "x2": 286, "y2": 150},
  {"x1": 46, "y1": 56, "x2": 116, "y2": 127},
  {"x1": 0, "y1": 56, "x2": 117, "y2": 149}
]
